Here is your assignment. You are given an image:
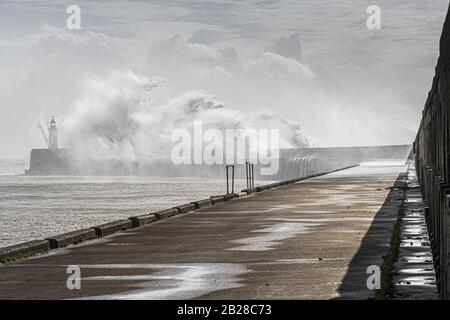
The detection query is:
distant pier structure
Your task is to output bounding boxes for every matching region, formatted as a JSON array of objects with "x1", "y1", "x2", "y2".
[
  {"x1": 25, "y1": 116, "x2": 72, "y2": 175},
  {"x1": 24, "y1": 115, "x2": 413, "y2": 176}
]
